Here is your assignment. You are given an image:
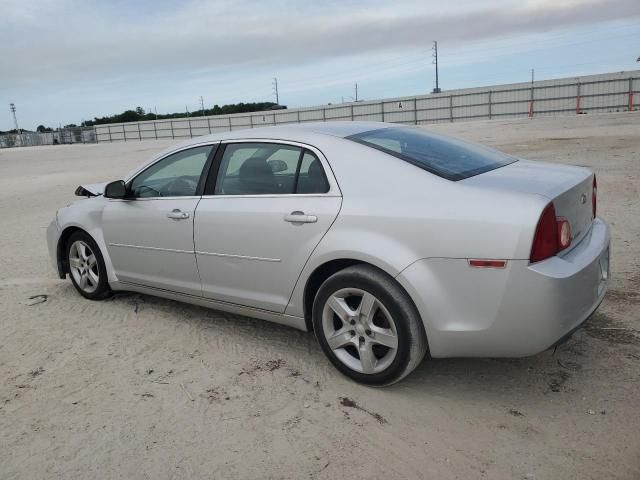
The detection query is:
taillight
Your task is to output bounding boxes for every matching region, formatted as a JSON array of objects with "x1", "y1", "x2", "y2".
[
  {"x1": 530, "y1": 203, "x2": 558, "y2": 263},
  {"x1": 530, "y1": 203, "x2": 573, "y2": 263},
  {"x1": 557, "y1": 218, "x2": 571, "y2": 250},
  {"x1": 592, "y1": 175, "x2": 597, "y2": 219}
]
